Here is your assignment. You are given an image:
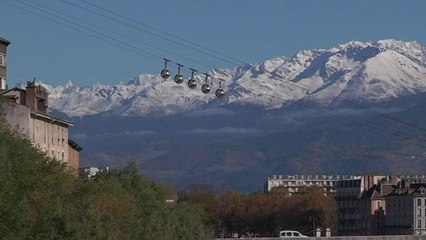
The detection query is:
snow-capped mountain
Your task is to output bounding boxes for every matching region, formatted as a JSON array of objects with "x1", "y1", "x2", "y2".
[{"x1": 43, "y1": 39, "x2": 426, "y2": 117}]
